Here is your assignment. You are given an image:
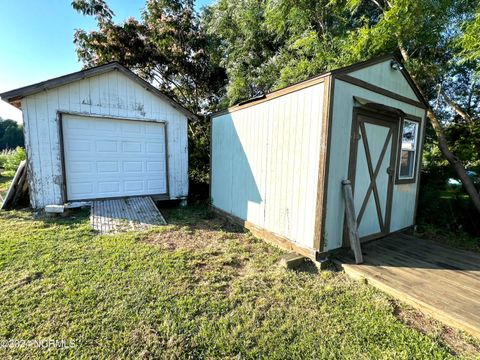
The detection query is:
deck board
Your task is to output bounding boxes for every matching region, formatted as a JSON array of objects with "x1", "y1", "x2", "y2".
[
  {"x1": 336, "y1": 234, "x2": 480, "y2": 338},
  {"x1": 91, "y1": 196, "x2": 167, "y2": 234}
]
